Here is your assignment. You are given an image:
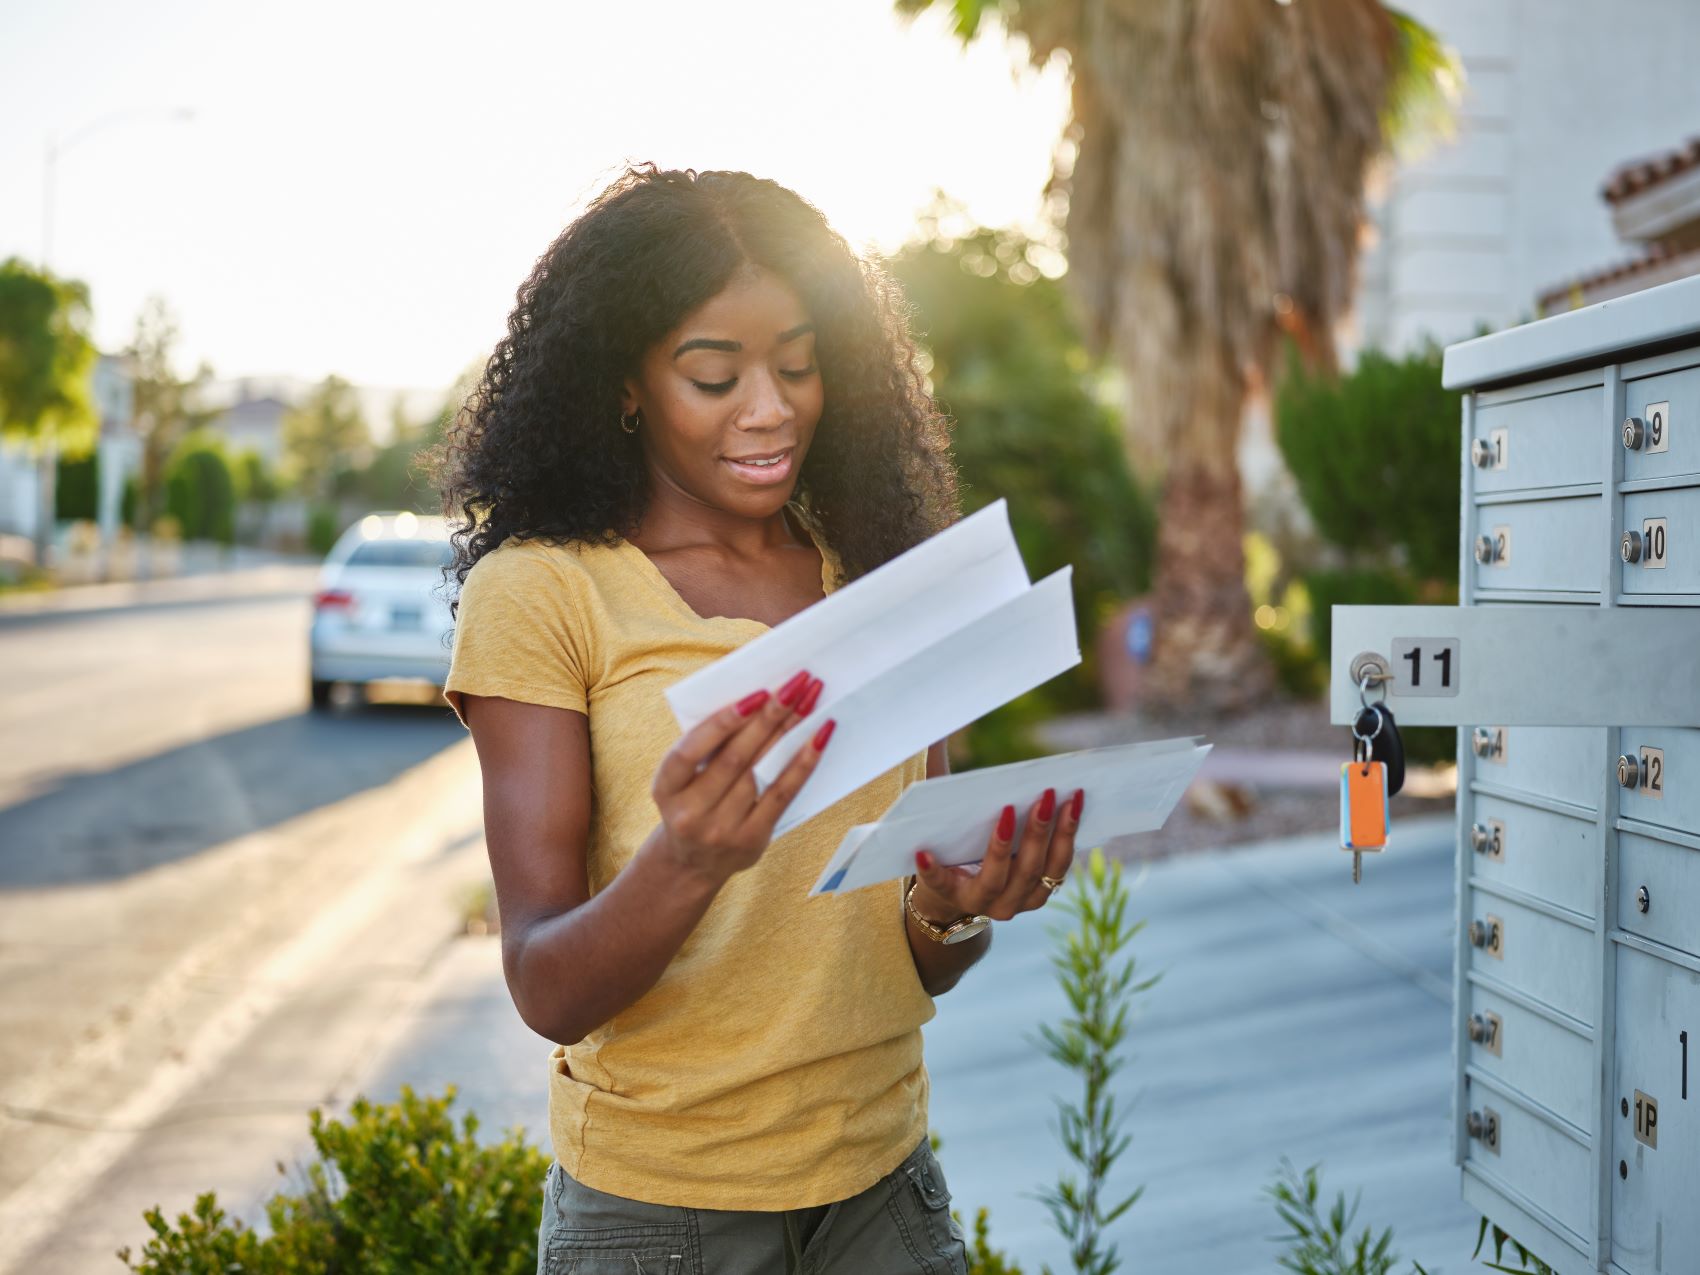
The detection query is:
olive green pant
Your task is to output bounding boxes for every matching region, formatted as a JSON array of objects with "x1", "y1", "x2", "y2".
[{"x1": 535, "y1": 1136, "x2": 969, "y2": 1275}]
